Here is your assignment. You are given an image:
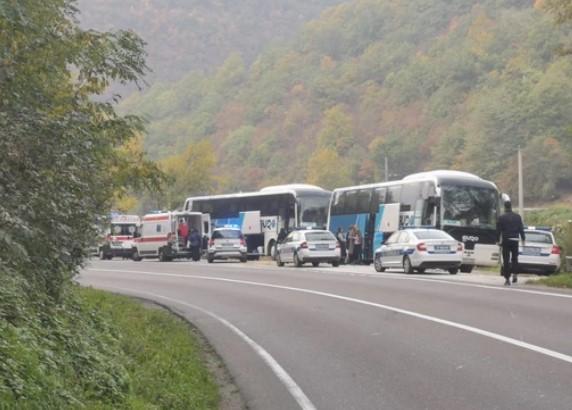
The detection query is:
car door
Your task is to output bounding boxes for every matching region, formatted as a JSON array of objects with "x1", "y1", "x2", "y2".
[
  {"x1": 382, "y1": 232, "x2": 401, "y2": 267},
  {"x1": 280, "y1": 232, "x2": 296, "y2": 262},
  {"x1": 397, "y1": 232, "x2": 412, "y2": 263}
]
